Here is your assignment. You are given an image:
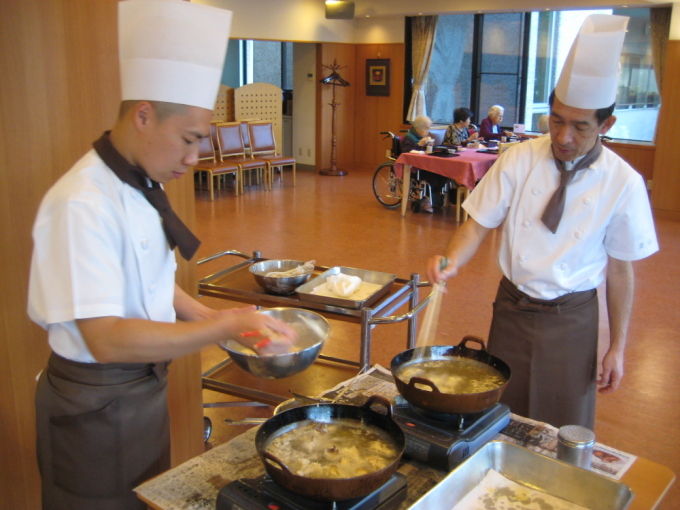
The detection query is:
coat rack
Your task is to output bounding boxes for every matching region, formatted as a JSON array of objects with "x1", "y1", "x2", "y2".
[{"x1": 319, "y1": 59, "x2": 350, "y2": 176}]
